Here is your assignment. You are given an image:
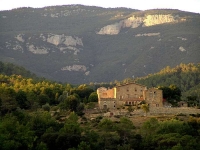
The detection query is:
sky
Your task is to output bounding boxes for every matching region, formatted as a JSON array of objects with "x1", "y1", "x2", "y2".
[{"x1": 0, "y1": 0, "x2": 200, "y2": 14}]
